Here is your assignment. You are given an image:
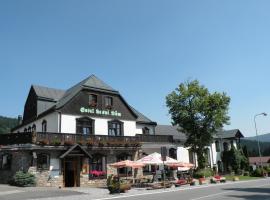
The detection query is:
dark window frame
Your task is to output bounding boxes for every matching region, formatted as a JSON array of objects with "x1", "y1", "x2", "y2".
[
  {"x1": 89, "y1": 94, "x2": 98, "y2": 107},
  {"x1": 169, "y1": 148, "x2": 177, "y2": 159},
  {"x1": 0, "y1": 154, "x2": 12, "y2": 170},
  {"x1": 223, "y1": 142, "x2": 229, "y2": 151},
  {"x1": 104, "y1": 96, "x2": 113, "y2": 109},
  {"x1": 188, "y1": 149, "x2": 194, "y2": 164},
  {"x1": 230, "y1": 140, "x2": 234, "y2": 148},
  {"x1": 32, "y1": 124, "x2": 36, "y2": 132},
  {"x1": 89, "y1": 154, "x2": 107, "y2": 179},
  {"x1": 215, "y1": 141, "x2": 220, "y2": 152},
  {"x1": 108, "y1": 120, "x2": 123, "y2": 136},
  {"x1": 36, "y1": 153, "x2": 50, "y2": 170},
  {"x1": 42, "y1": 120, "x2": 47, "y2": 132},
  {"x1": 76, "y1": 117, "x2": 95, "y2": 135}
]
